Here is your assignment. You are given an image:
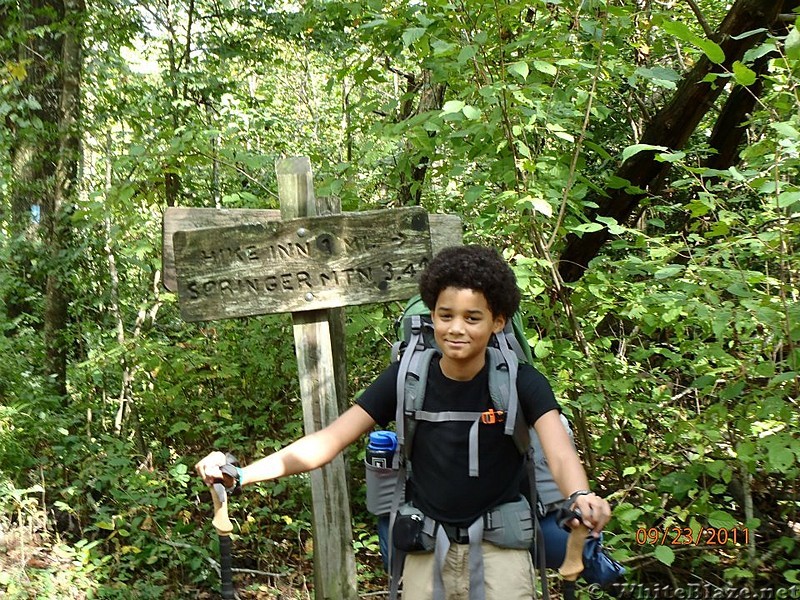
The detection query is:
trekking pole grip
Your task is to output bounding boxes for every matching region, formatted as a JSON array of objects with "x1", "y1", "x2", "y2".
[
  {"x1": 211, "y1": 483, "x2": 235, "y2": 600},
  {"x1": 558, "y1": 522, "x2": 590, "y2": 582},
  {"x1": 211, "y1": 484, "x2": 234, "y2": 536}
]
